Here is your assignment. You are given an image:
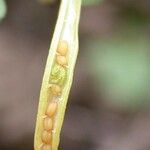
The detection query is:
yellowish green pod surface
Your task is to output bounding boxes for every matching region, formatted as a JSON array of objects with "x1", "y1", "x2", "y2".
[{"x1": 34, "y1": 0, "x2": 81, "y2": 150}]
